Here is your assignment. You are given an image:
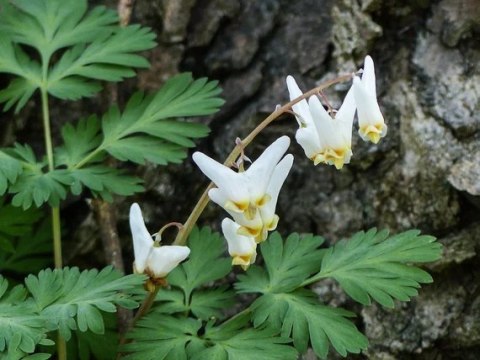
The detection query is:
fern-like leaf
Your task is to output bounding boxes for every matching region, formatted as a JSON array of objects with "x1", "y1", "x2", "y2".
[
  {"x1": 0, "y1": 277, "x2": 51, "y2": 356},
  {"x1": 0, "y1": 0, "x2": 155, "y2": 112},
  {"x1": 98, "y1": 74, "x2": 223, "y2": 165},
  {"x1": 313, "y1": 229, "x2": 442, "y2": 307},
  {"x1": 236, "y1": 232, "x2": 369, "y2": 359},
  {"x1": 25, "y1": 267, "x2": 145, "y2": 340}
]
